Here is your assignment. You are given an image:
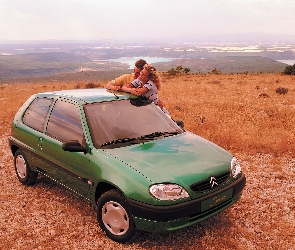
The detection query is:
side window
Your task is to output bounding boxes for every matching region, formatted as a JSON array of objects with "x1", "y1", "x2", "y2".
[
  {"x1": 23, "y1": 98, "x2": 53, "y2": 132},
  {"x1": 46, "y1": 100, "x2": 84, "y2": 144}
]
